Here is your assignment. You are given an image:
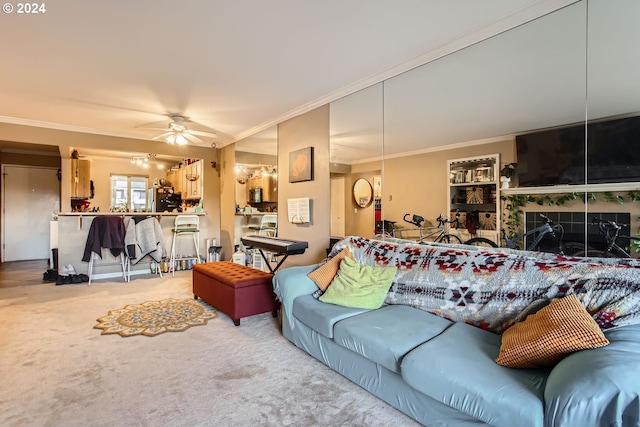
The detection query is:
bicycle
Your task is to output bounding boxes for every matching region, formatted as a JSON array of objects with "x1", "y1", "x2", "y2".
[
  {"x1": 464, "y1": 213, "x2": 585, "y2": 255},
  {"x1": 375, "y1": 213, "x2": 463, "y2": 245},
  {"x1": 572, "y1": 218, "x2": 640, "y2": 258}
]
